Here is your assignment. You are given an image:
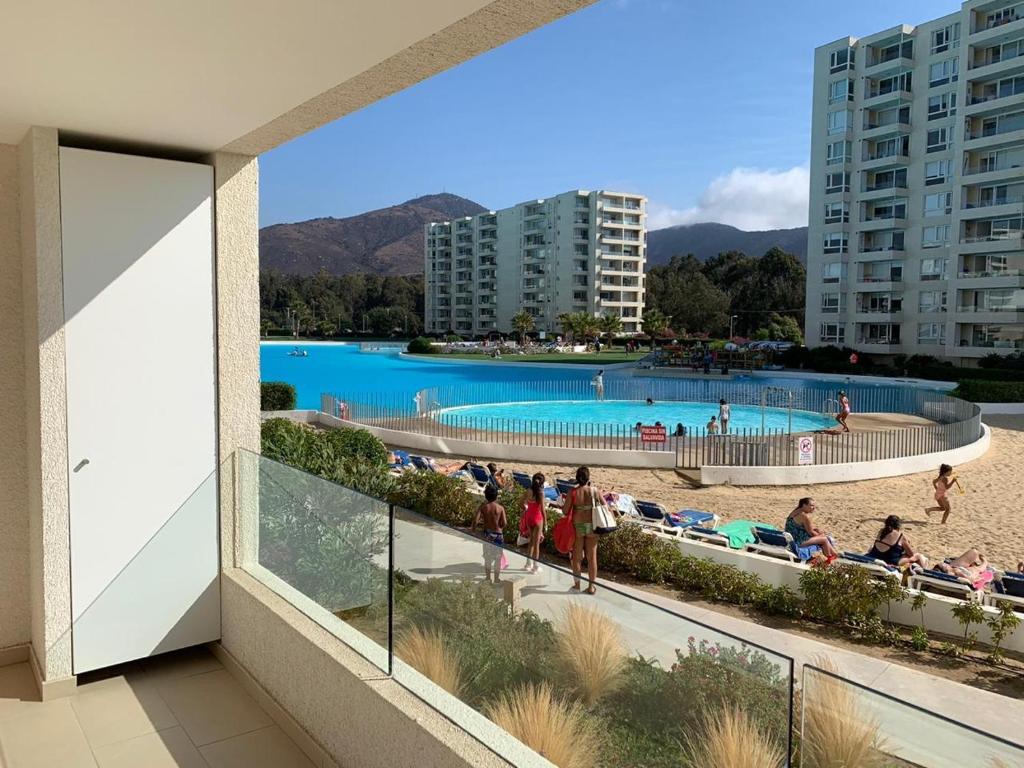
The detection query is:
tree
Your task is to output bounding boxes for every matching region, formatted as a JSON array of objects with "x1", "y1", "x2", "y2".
[
  {"x1": 598, "y1": 313, "x2": 623, "y2": 342},
  {"x1": 641, "y1": 309, "x2": 672, "y2": 338},
  {"x1": 511, "y1": 310, "x2": 535, "y2": 343}
]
